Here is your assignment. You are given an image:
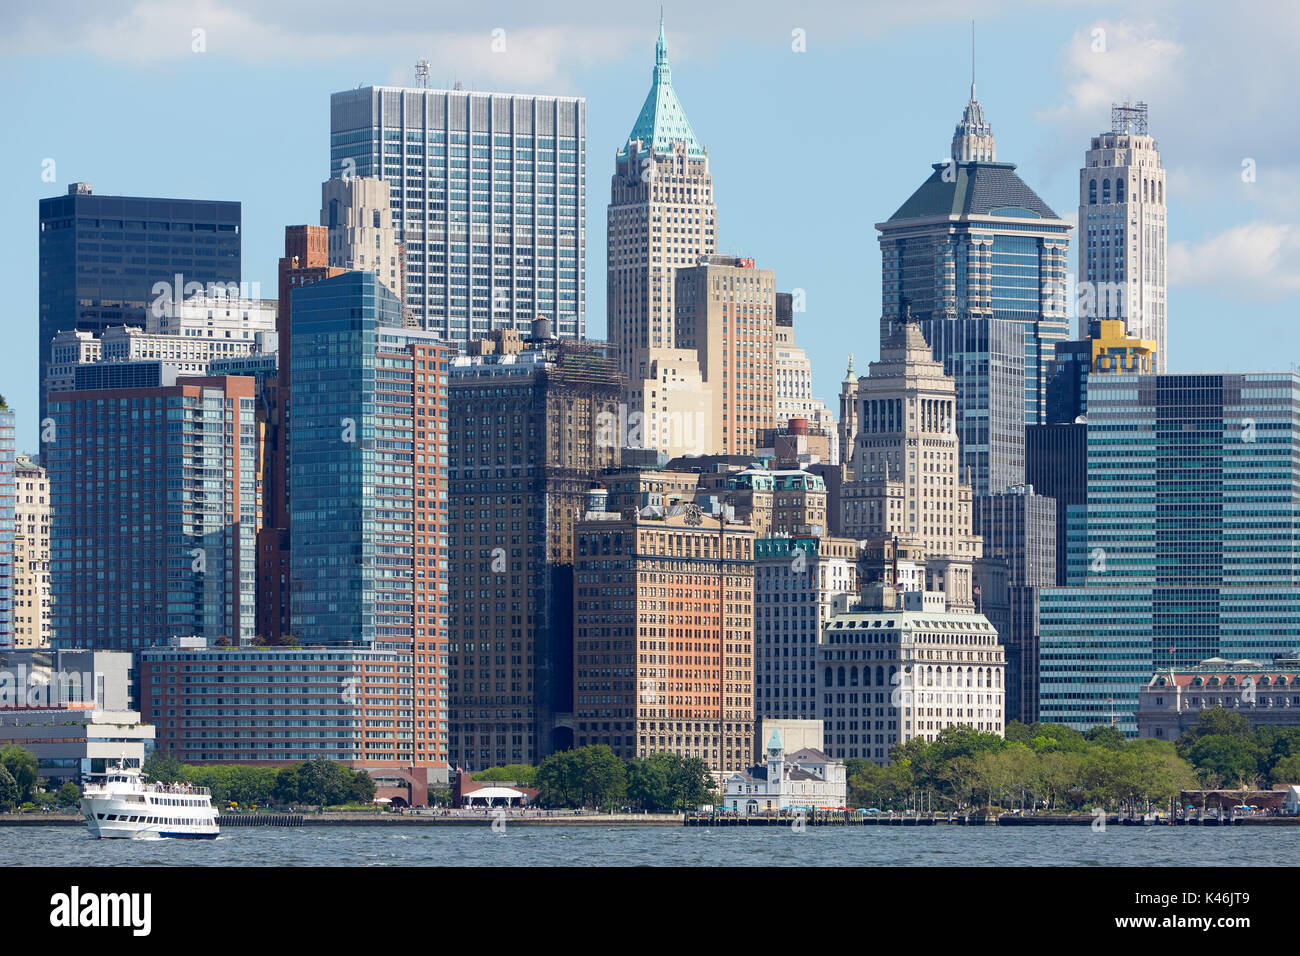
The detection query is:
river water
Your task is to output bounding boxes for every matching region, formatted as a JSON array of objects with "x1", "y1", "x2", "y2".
[{"x1": 5, "y1": 823, "x2": 1297, "y2": 866}]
